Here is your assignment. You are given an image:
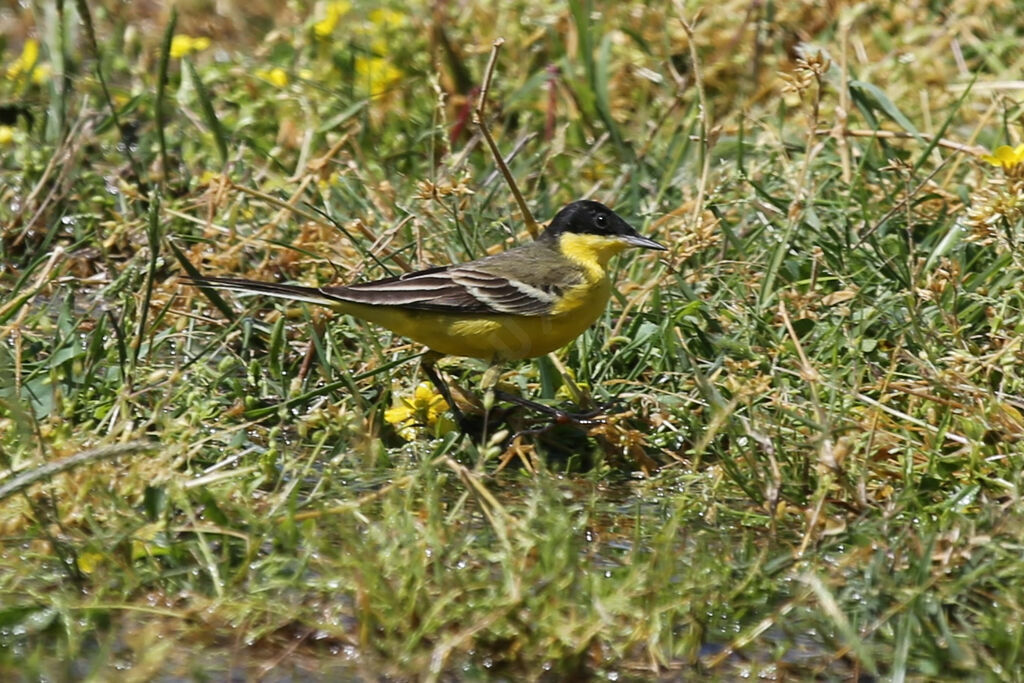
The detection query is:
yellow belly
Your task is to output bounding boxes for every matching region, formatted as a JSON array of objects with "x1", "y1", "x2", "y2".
[{"x1": 338, "y1": 277, "x2": 611, "y2": 360}]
